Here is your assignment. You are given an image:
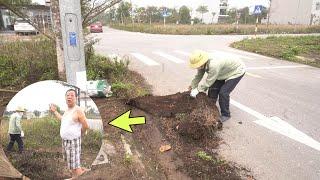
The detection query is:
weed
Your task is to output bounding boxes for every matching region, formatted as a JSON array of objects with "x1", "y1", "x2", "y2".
[
  {"x1": 124, "y1": 153, "x2": 133, "y2": 165},
  {"x1": 196, "y1": 151, "x2": 213, "y2": 161}
]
